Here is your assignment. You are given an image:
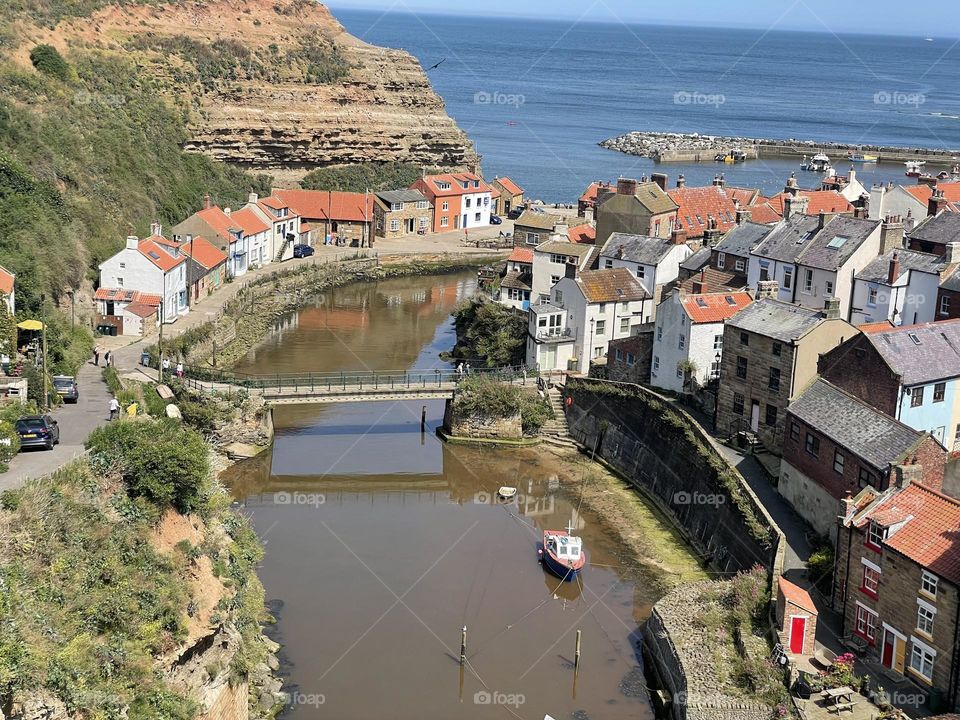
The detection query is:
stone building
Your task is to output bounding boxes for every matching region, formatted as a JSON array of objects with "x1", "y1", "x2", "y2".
[
  {"x1": 514, "y1": 210, "x2": 564, "y2": 247},
  {"x1": 779, "y1": 378, "x2": 946, "y2": 539},
  {"x1": 605, "y1": 331, "x2": 654, "y2": 385},
  {"x1": 776, "y1": 577, "x2": 818, "y2": 657},
  {"x1": 595, "y1": 178, "x2": 678, "y2": 245},
  {"x1": 489, "y1": 176, "x2": 524, "y2": 216},
  {"x1": 373, "y1": 190, "x2": 432, "y2": 239},
  {"x1": 834, "y1": 481, "x2": 960, "y2": 709},
  {"x1": 716, "y1": 289, "x2": 856, "y2": 454}
]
